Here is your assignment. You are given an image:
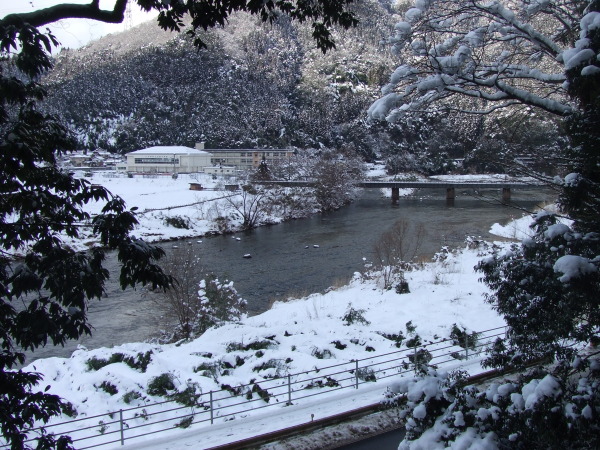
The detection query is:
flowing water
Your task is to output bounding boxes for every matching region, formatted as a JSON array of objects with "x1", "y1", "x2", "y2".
[{"x1": 23, "y1": 187, "x2": 554, "y2": 363}]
